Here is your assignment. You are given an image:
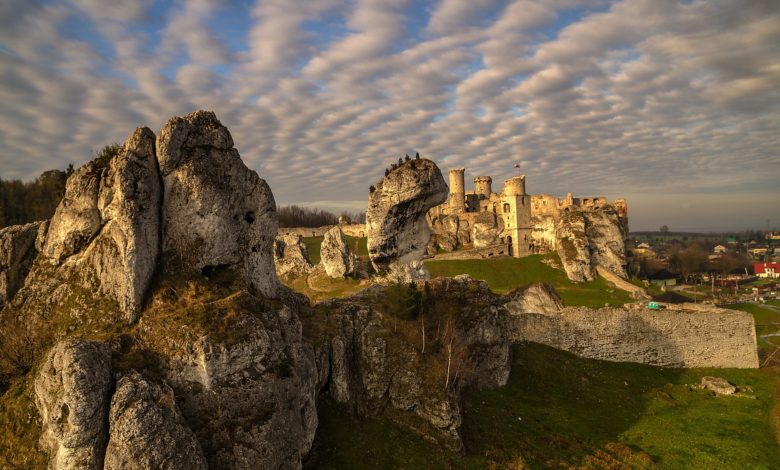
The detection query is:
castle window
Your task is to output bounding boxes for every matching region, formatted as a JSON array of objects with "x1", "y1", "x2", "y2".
[{"x1": 503, "y1": 203, "x2": 510, "y2": 212}]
